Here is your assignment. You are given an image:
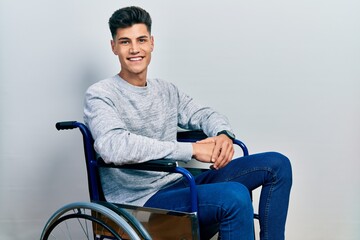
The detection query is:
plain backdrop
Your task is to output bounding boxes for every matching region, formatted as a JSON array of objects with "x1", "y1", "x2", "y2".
[{"x1": 1, "y1": 0, "x2": 359, "y2": 239}]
